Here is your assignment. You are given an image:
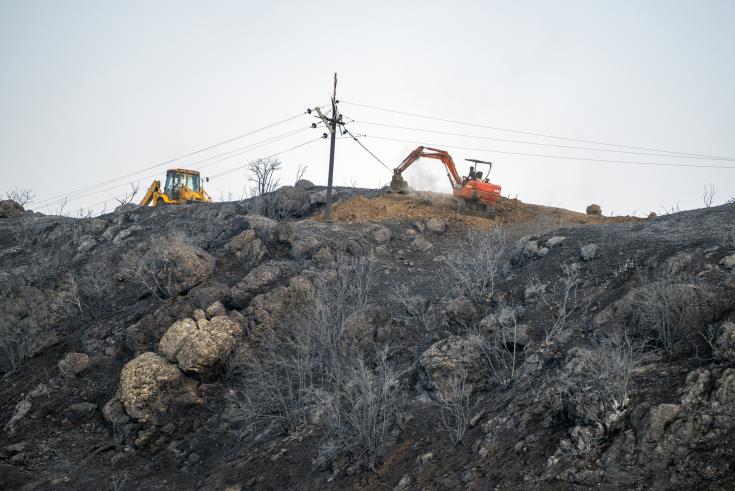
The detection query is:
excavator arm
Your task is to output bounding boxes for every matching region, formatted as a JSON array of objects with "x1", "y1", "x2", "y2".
[
  {"x1": 393, "y1": 146, "x2": 464, "y2": 188},
  {"x1": 139, "y1": 180, "x2": 162, "y2": 207}
]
